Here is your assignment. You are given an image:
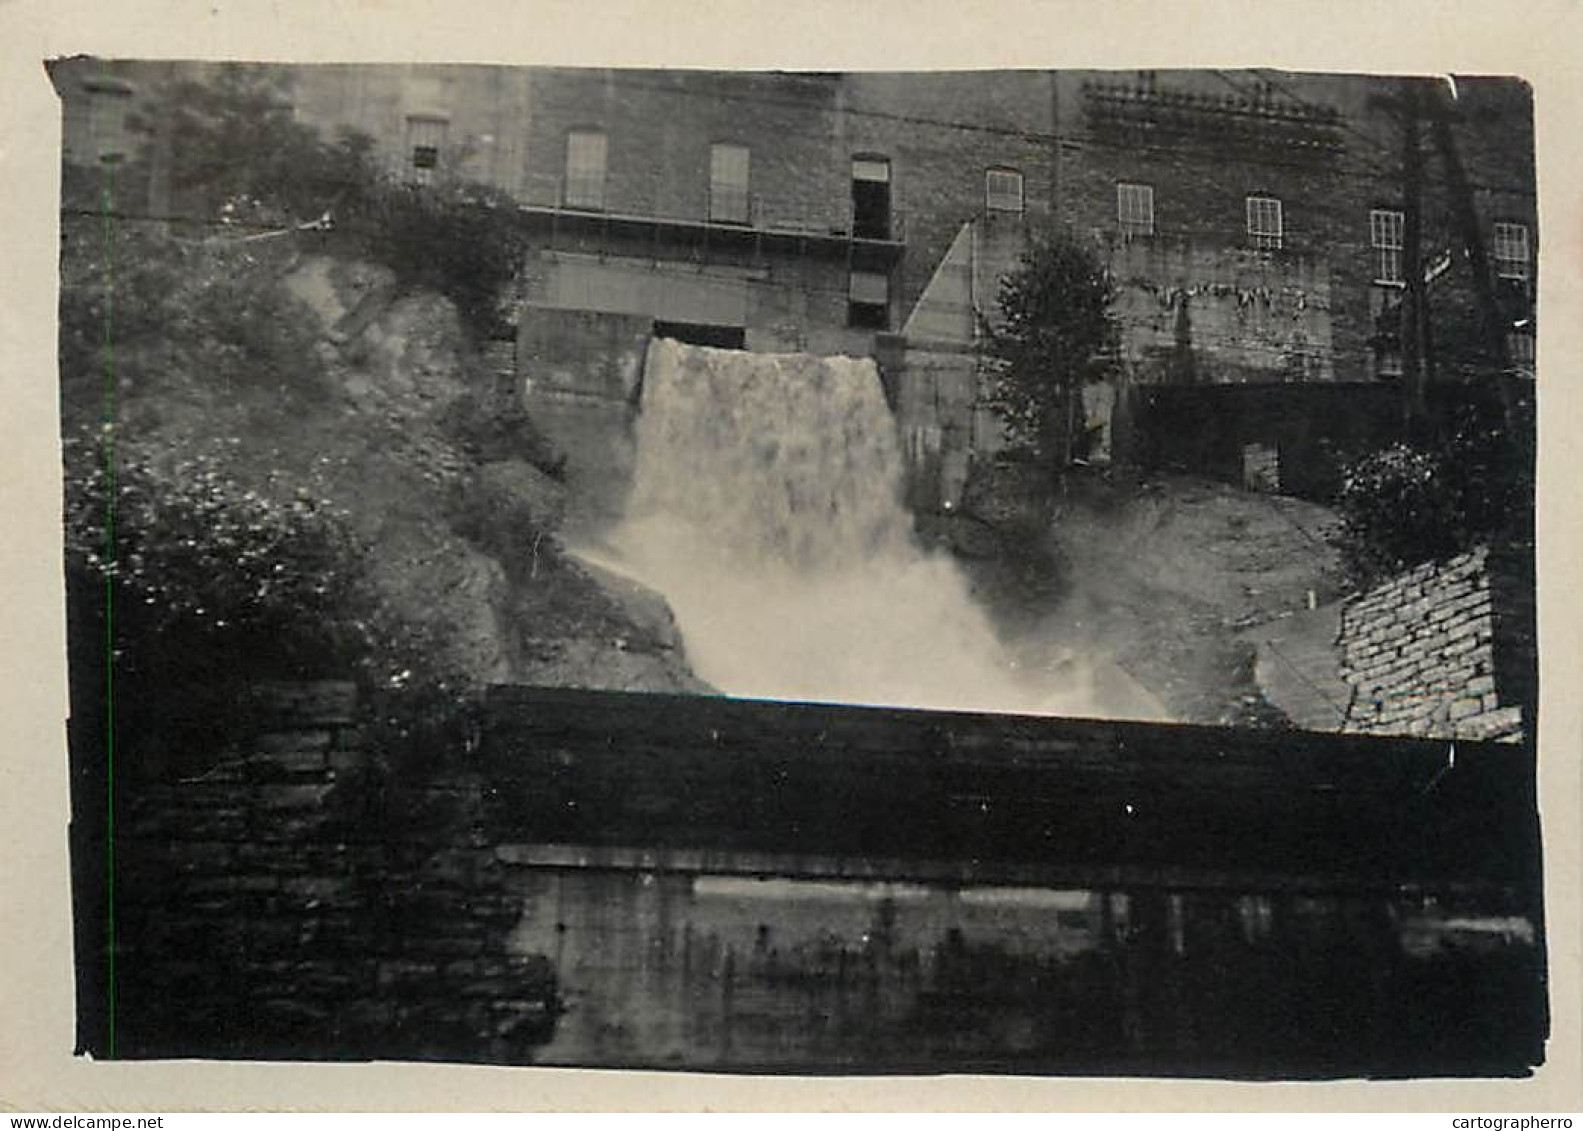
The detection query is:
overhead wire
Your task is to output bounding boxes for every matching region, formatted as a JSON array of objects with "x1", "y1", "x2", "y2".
[
  {"x1": 539, "y1": 68, "x2": 1537, "y2": 200},
  {"x1": 63, "y1": 206, "x2": 1367, "y2": 372},
  {"x1": 61, "y1": 65, "x2": 1534, "y2": 379}
]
